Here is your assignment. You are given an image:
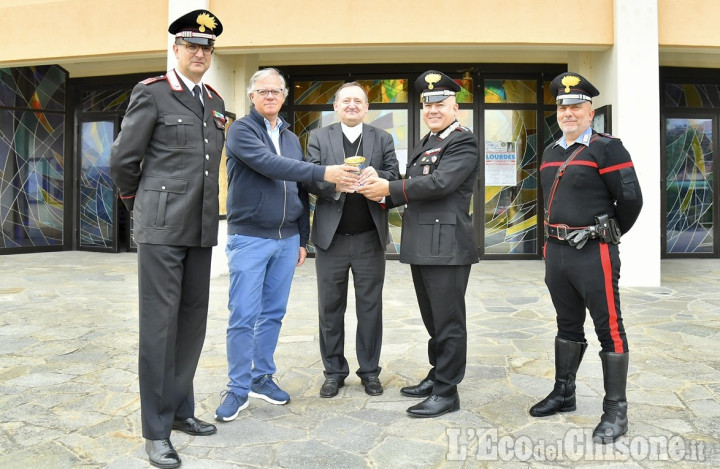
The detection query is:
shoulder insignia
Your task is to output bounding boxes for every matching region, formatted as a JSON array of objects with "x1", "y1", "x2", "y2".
[
  {"x1": 204, "y1": 83, "x2": 222, "y2": 100},
  {"x1": 139, "y1": 75, "x2": 166, "y2": 85},
  {"x1": 455, "y1": 125, "x2": 471, "y2": 132}
]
